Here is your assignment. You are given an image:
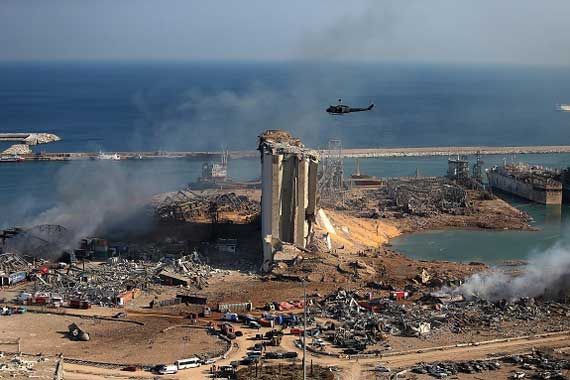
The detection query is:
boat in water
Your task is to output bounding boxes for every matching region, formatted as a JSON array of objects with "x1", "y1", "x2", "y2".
[
  {"x1": 0, "y1": 154, "x2": 24, "y2": 163},
  {"x1": 93, "y1": 152, "x2": 121, "y2": 160},
  {"x1": 556, "y1": 104, "x2": 570, "y2": 112}
]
